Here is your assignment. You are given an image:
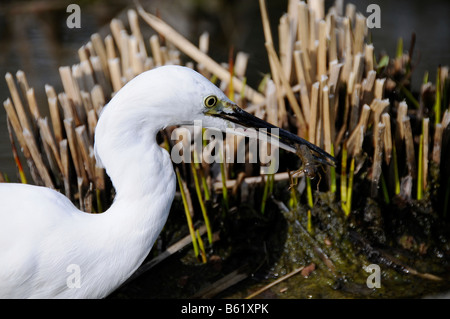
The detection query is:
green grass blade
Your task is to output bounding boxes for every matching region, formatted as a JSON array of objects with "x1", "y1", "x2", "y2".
[
  {"x1": 434, "y1": 67, "x2": 441, "y2": 125},
  {"x1": 261, "y1": 174, "x2": 270, "y2": 214},
  {"x1": 329, "y1": 144, "x2": 336, "y2": 193},
  {"x1": 219, "y1": 152, "x2": 229, "y2": 212},
  {"x1": 191, "y1": 160, "x2": 213, "y2": 244},
  {"x1": 196, "y1": 230, "x2": 207, "y2": 263},
  {"x1": 176, "y1": 168, "x2": 199, "y2": 257},
  {"x1": 396, "y1": 37, "x2": 403, "y2": 58},
  {"x1": 306, "y1": 177, "x2": 313, "y2": 208},
  {"x1": 393, "y1": 144, "x2": 400, "y2": 195},
  {"x1": 341, "y1": 145, "x2": 348, "y2": 211},
  {"x1": 307, "y1": 209, "x2": 313, "y2": 234},
  {"x1": 344, "y1": 157, "x2": 355, "y2": 217}
]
